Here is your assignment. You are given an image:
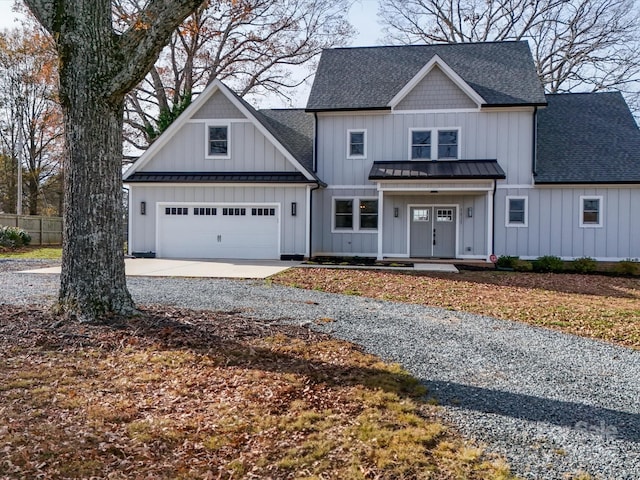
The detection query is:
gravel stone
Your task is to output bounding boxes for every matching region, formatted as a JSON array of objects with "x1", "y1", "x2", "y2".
[{"x1": 1, "y1": 264, "x2": 638, "y2": 479}]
